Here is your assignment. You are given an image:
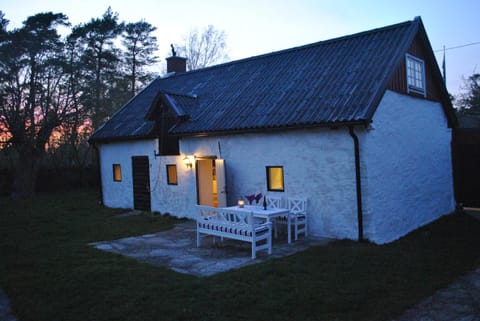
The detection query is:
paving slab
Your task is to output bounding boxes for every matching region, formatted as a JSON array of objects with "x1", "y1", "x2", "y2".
[
  {"x1": 113, "y1": 209, "x2": 143, "y2": 218},
  {"x1": 90, "y1": 220, "x2": 330, "y2": 277}
]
